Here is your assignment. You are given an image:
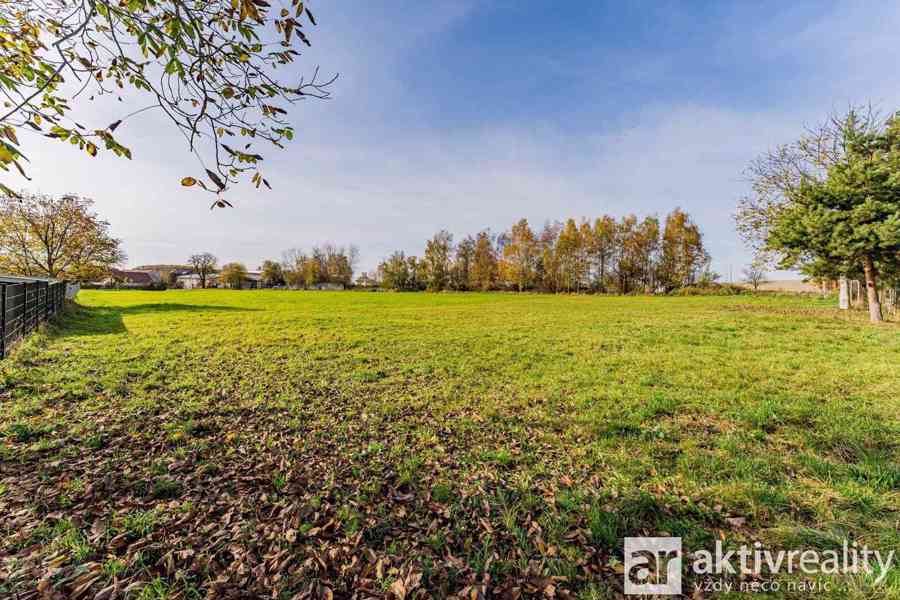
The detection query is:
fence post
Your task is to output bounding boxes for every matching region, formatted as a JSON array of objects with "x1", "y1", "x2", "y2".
[
  {"x1": 23, "y1": 283, "x2": 28, "y2": 335},
  {"x1": 1, "y1": 284, "x2": 6, "y2": 359}
]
